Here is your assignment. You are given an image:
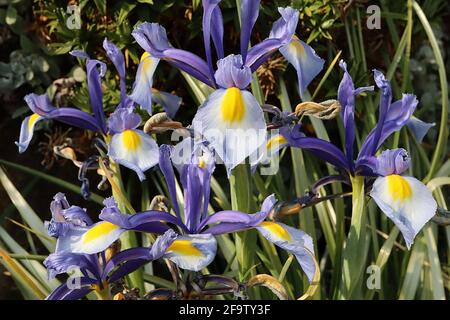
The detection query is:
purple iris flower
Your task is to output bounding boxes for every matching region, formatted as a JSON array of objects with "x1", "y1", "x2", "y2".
[
  {"x1": 17, "y1": 40, "x2": 166, "y2": 182},
  {"x1": 281, "y1": 60, "x2": 421, "y2": 177},
  {"x1": 16, "y1": 43, "x2": 118, "y2": 153},
  {"x1": 131, "y1": 2, "x2": 323, "y2": 173},
  {"x1": 86, "y1": 143, "x2": 317, "y2": 280},
  {"x1": 44, "y1": 229, "x2": 176, "y2": 300},
  {"x1": 280, "y1": 60, "x2": 437, "y2": 248},
  {"x1": 43, "y1": 193, "x2": 177, "y2": 300},
  {"x1": 131, "y1": 1, "x2": 317, "y2": 90}
]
